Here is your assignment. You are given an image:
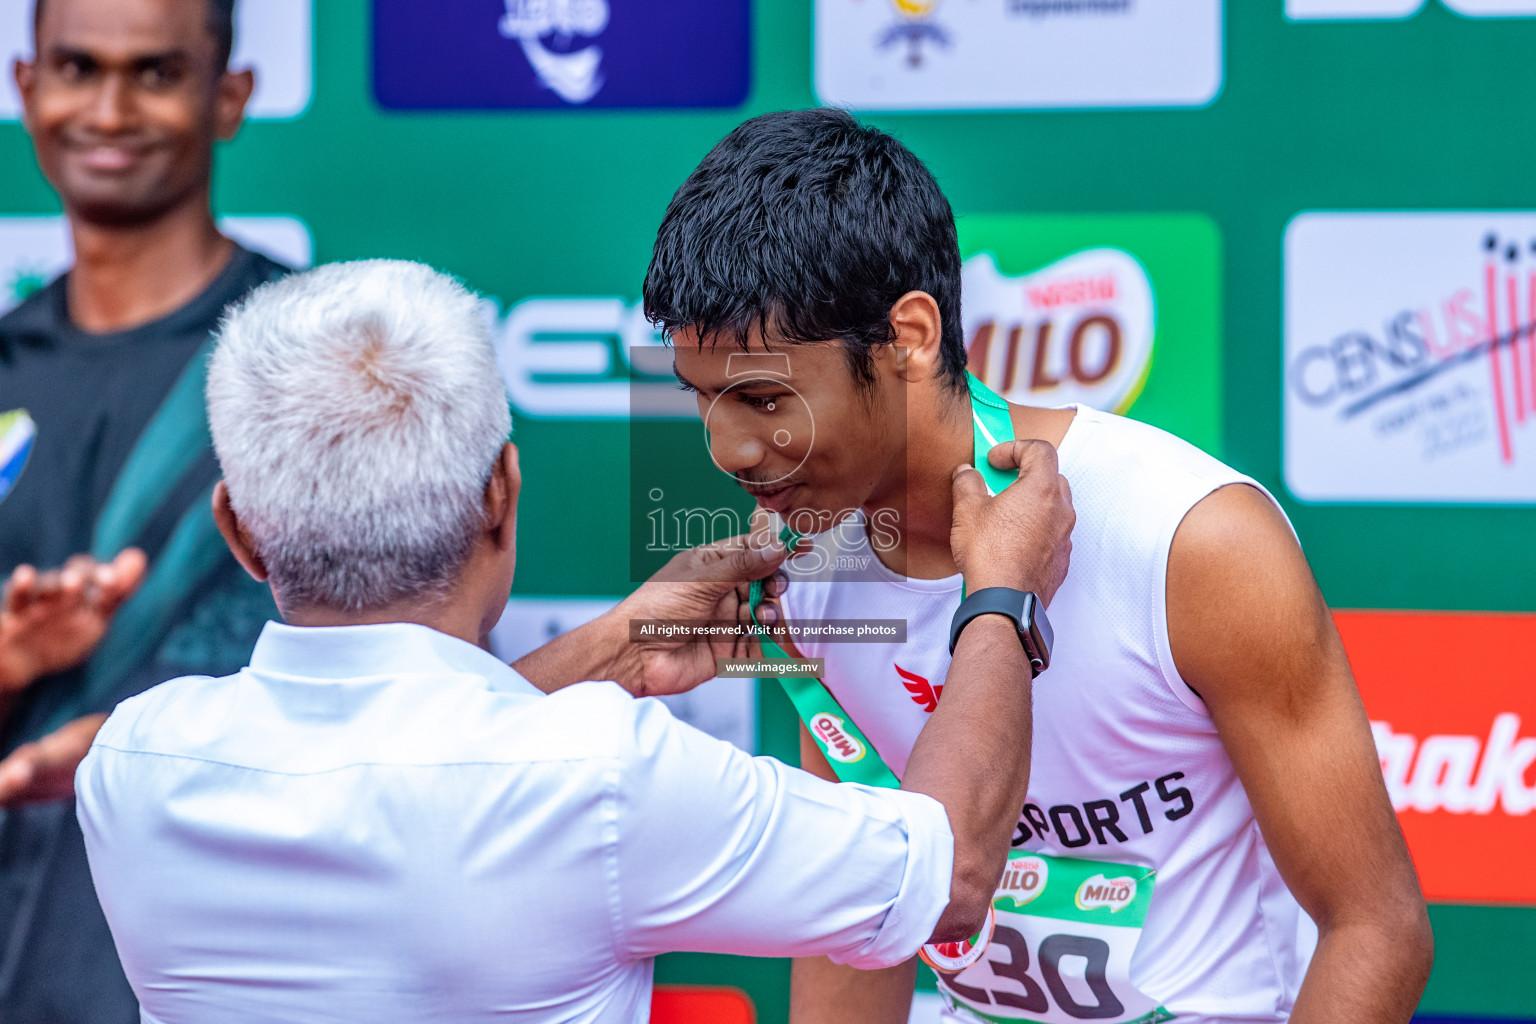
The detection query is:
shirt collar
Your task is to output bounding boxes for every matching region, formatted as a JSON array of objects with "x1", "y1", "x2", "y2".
[{"x1": 249, "y1": 621, "x2": 542, "y2": 697}]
